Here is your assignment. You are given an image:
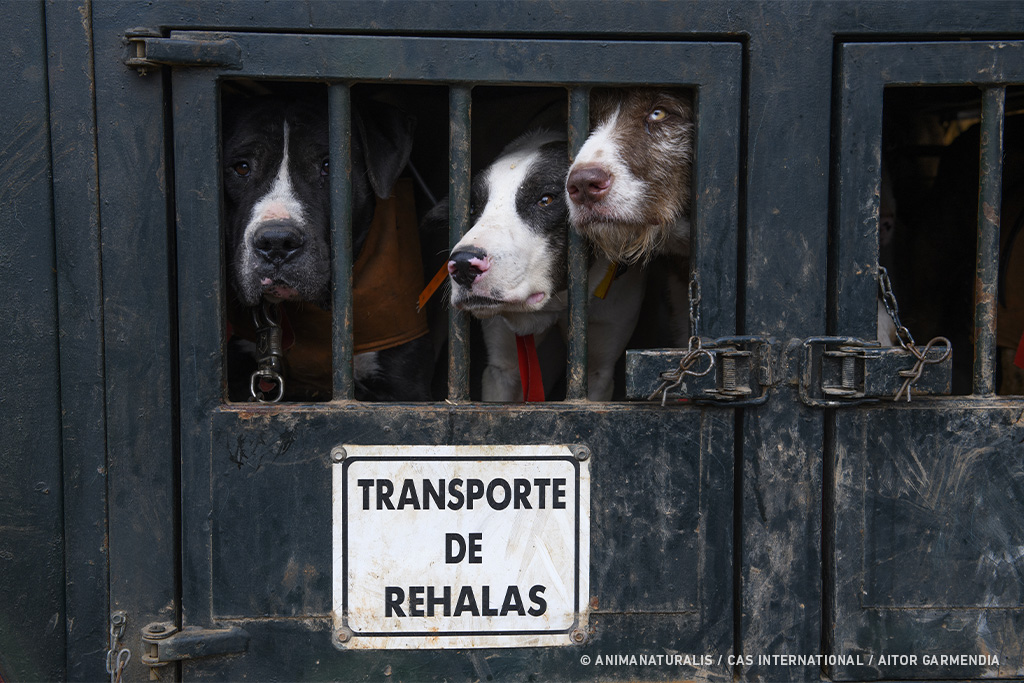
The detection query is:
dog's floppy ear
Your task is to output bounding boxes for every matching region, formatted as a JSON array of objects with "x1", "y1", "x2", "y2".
[
  {"x1": 420, "y1": 196, "x2": 451, "y2": 235},
  {"x1": 353, "y1": 100, "x2": 416, "y2": 199}
]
